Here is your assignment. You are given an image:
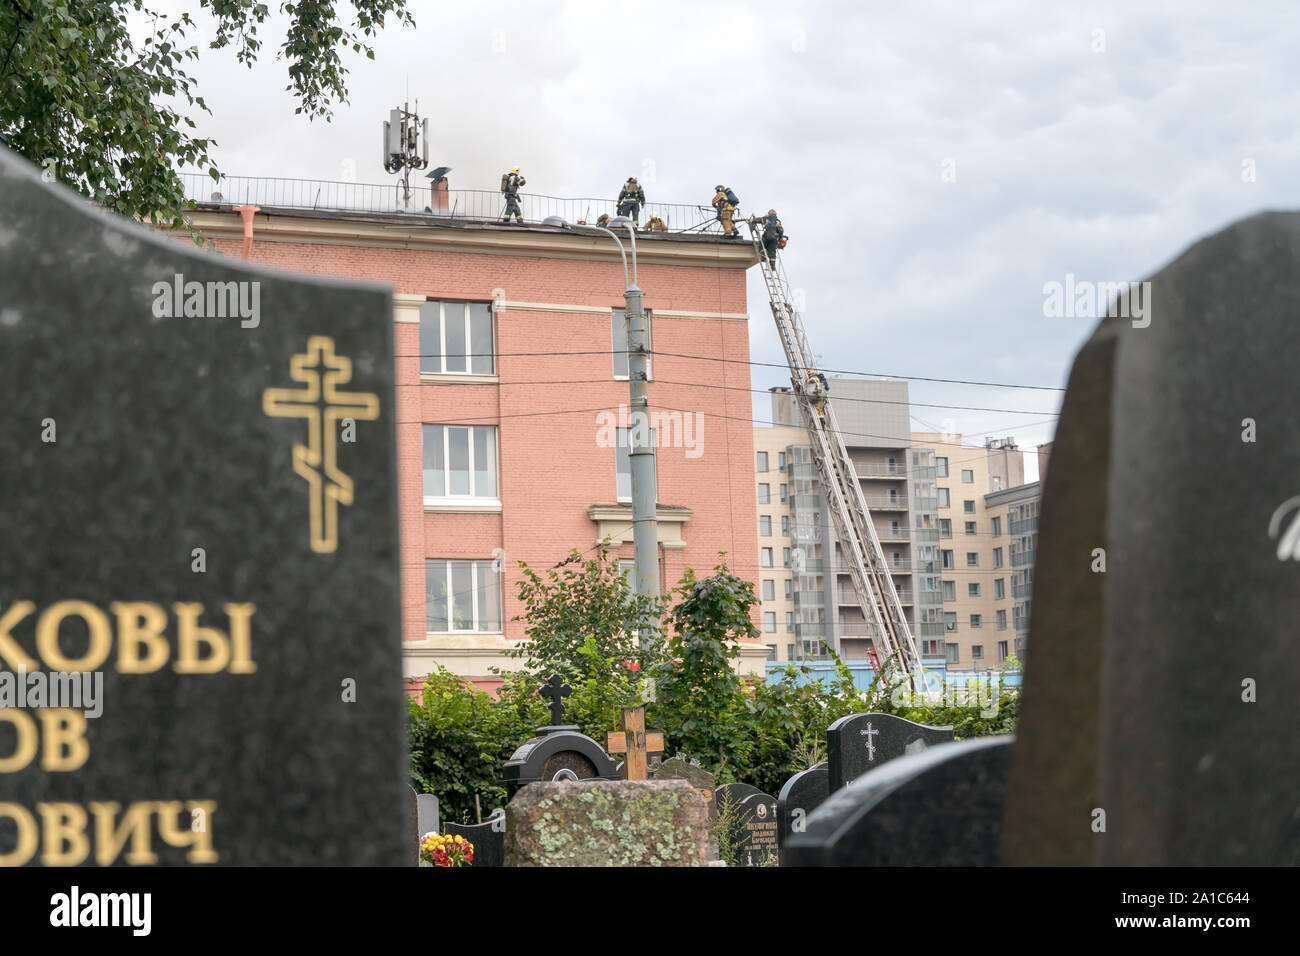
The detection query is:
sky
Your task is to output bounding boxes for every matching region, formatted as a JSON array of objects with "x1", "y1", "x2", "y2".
[{"x1": 138, "y1": 0, "x2": 1300, "y2": 481}]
